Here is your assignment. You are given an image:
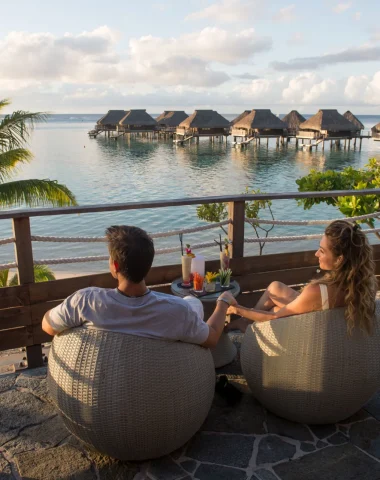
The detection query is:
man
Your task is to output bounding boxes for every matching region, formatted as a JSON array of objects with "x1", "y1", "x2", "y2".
[{"x1": 42, "y1": 225, "x2": 234, "y2": 348}]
